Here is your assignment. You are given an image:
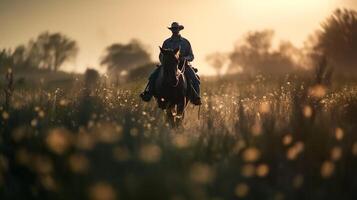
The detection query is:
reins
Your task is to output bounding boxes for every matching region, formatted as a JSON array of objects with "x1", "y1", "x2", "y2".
[
  {"x1": 180, "y1": 59, "x2": 187, "y2": 75},
  {"x1": 173, "y1": 59, "x2": 186, "y2": 87}
]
